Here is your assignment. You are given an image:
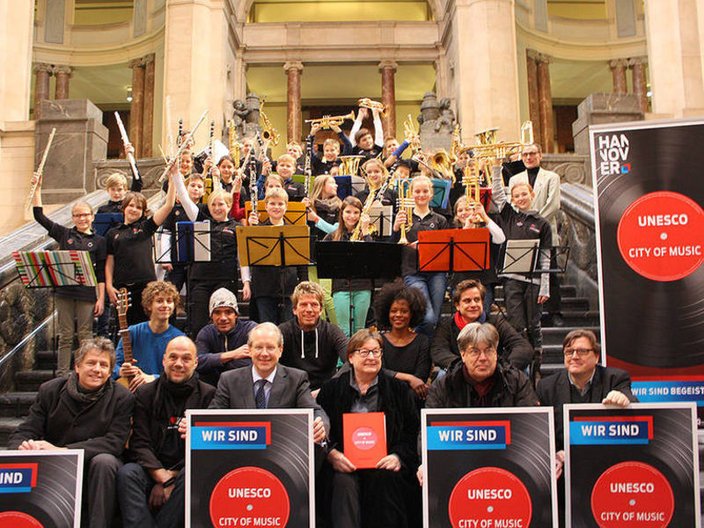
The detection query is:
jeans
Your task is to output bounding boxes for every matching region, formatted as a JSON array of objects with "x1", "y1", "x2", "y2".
[
  {"x1": 404, "y1": 272, "x2": 447, "y2": 336},
  {"x1": 116, "y1": 463, "x2": 185, "y2": 528},
  {"x1": 254, "y1": 296, "x2": 293, "y2": 325},
  {"x1": 333, "y1": 290, "x2": 372, "y2": 337}
]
